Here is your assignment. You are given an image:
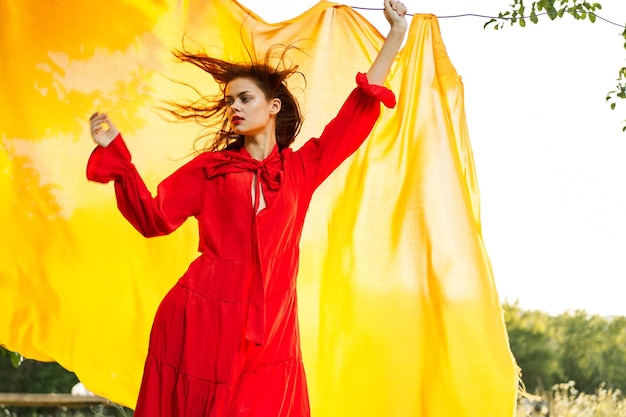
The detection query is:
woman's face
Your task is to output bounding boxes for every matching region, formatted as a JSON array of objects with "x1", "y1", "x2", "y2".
[{"x1": 225, "y1": 78, "x2": 280, "y2": 138}]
